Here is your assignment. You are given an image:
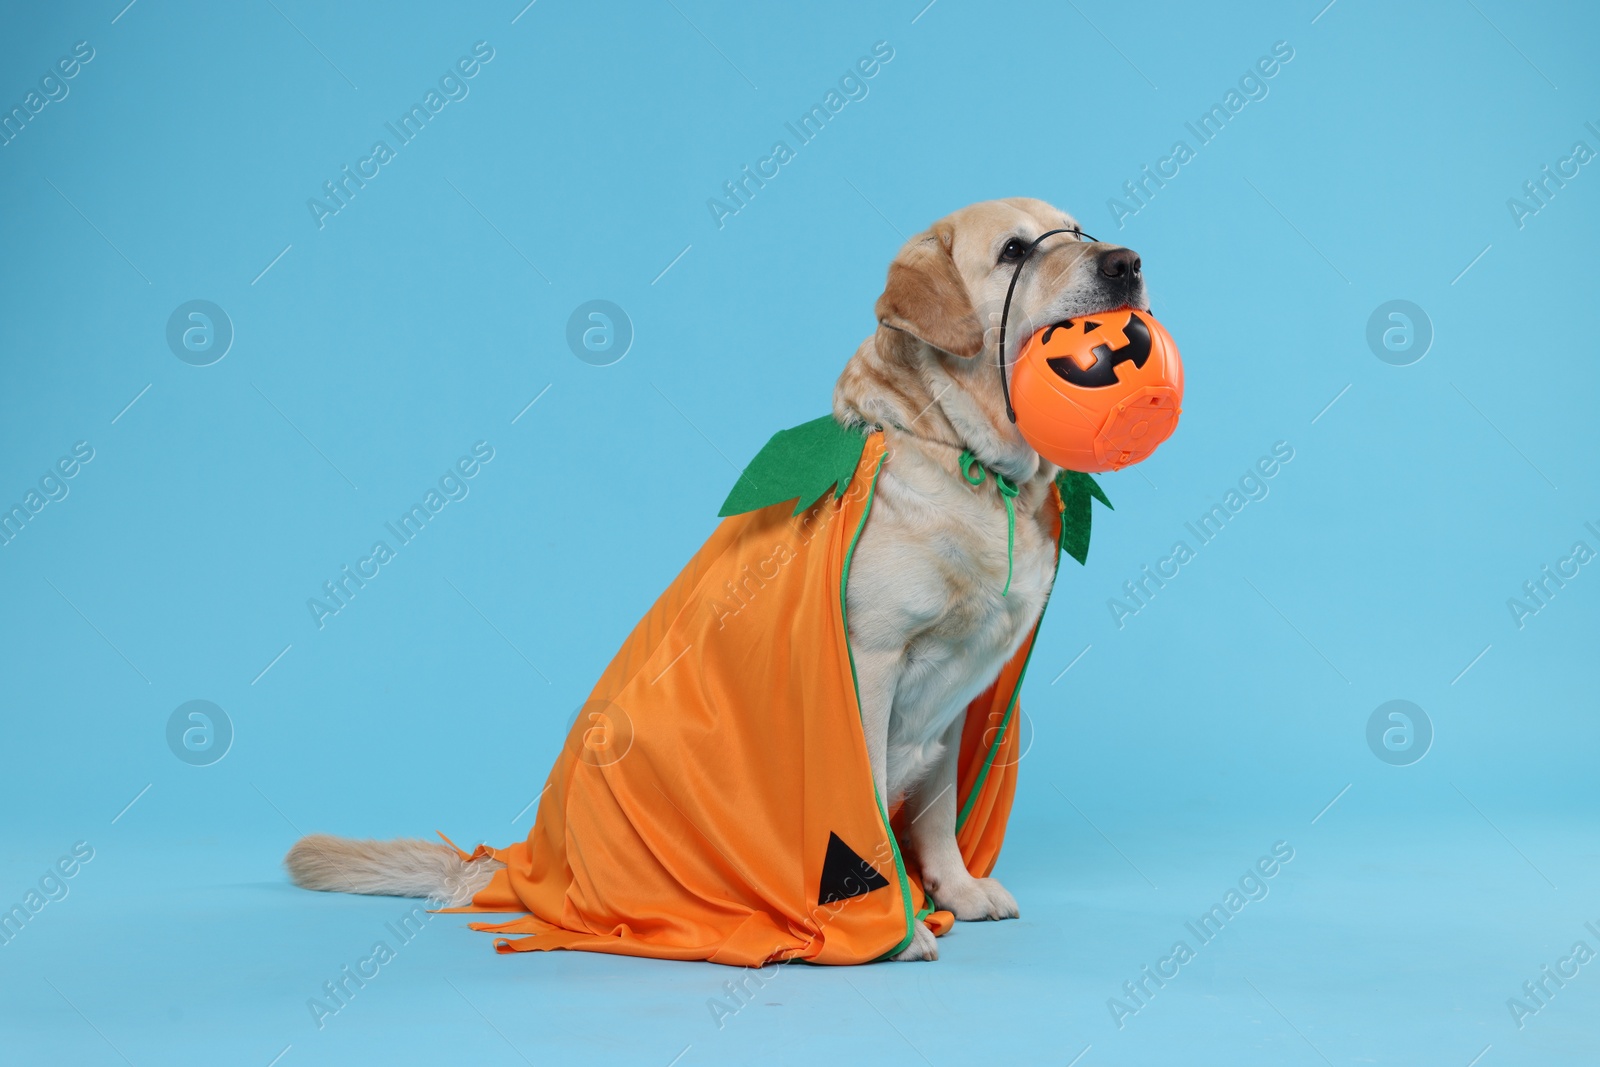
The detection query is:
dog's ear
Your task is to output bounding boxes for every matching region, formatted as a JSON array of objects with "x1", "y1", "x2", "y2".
[{"x1": 875, "y1": 223, "x2": 984, "y2": 359}]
